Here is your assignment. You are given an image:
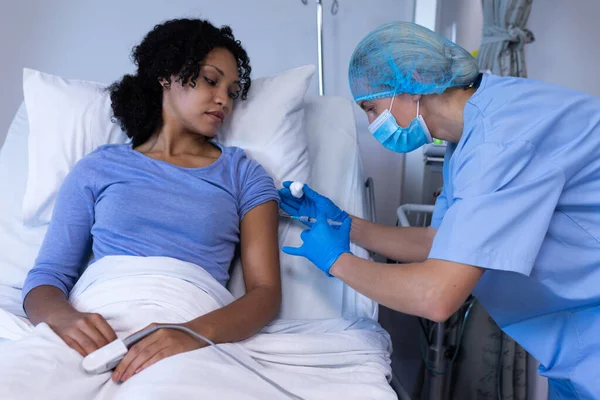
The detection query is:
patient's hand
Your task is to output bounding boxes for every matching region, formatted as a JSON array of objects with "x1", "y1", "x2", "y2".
[
  {"x1": 47, "y1": 310, "x2": 117, "y2": 357},
  {"x1": 112, "y1": 322, "x2": 202, "y2": 382}
]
